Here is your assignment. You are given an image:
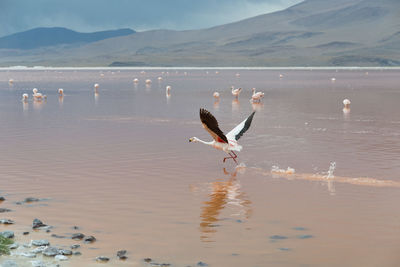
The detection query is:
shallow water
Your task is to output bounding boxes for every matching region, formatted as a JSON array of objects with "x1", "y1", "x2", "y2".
[{"x1": 0, "y1": 69, "x2": 400, "y2": 266}]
